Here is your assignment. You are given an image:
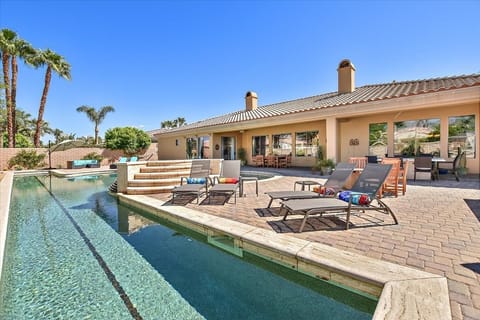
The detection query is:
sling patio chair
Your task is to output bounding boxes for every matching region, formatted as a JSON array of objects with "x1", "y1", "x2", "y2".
[
  {"x1": 265, "y1": 162, "x2": 355, "y2": 208},
  {"x1": 280, "y1": 163, "x2": 397, "y2": 232},
  {"x1": 208, "y1": 160, "x2": 241, "y2": 204},
  {"x1": 437, "y1": 150, "x2": 465, "y2": 182},
  {"x1": 171, "y1": 159, "x2": 212, "y2": 204}
]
